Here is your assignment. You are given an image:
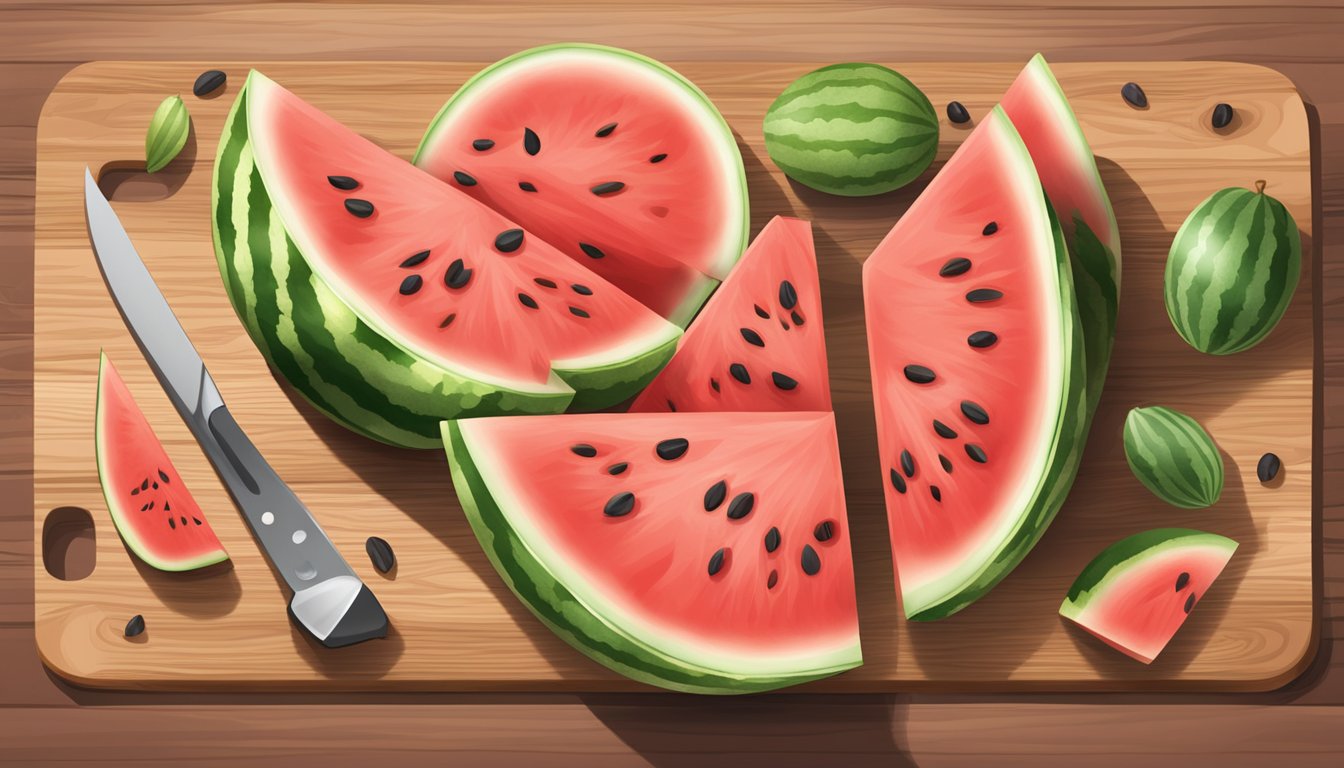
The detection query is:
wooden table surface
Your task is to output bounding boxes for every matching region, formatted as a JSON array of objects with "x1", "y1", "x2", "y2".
[{"x1": 2, "y1": 1, "x2": 1343, "y2": 765}]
